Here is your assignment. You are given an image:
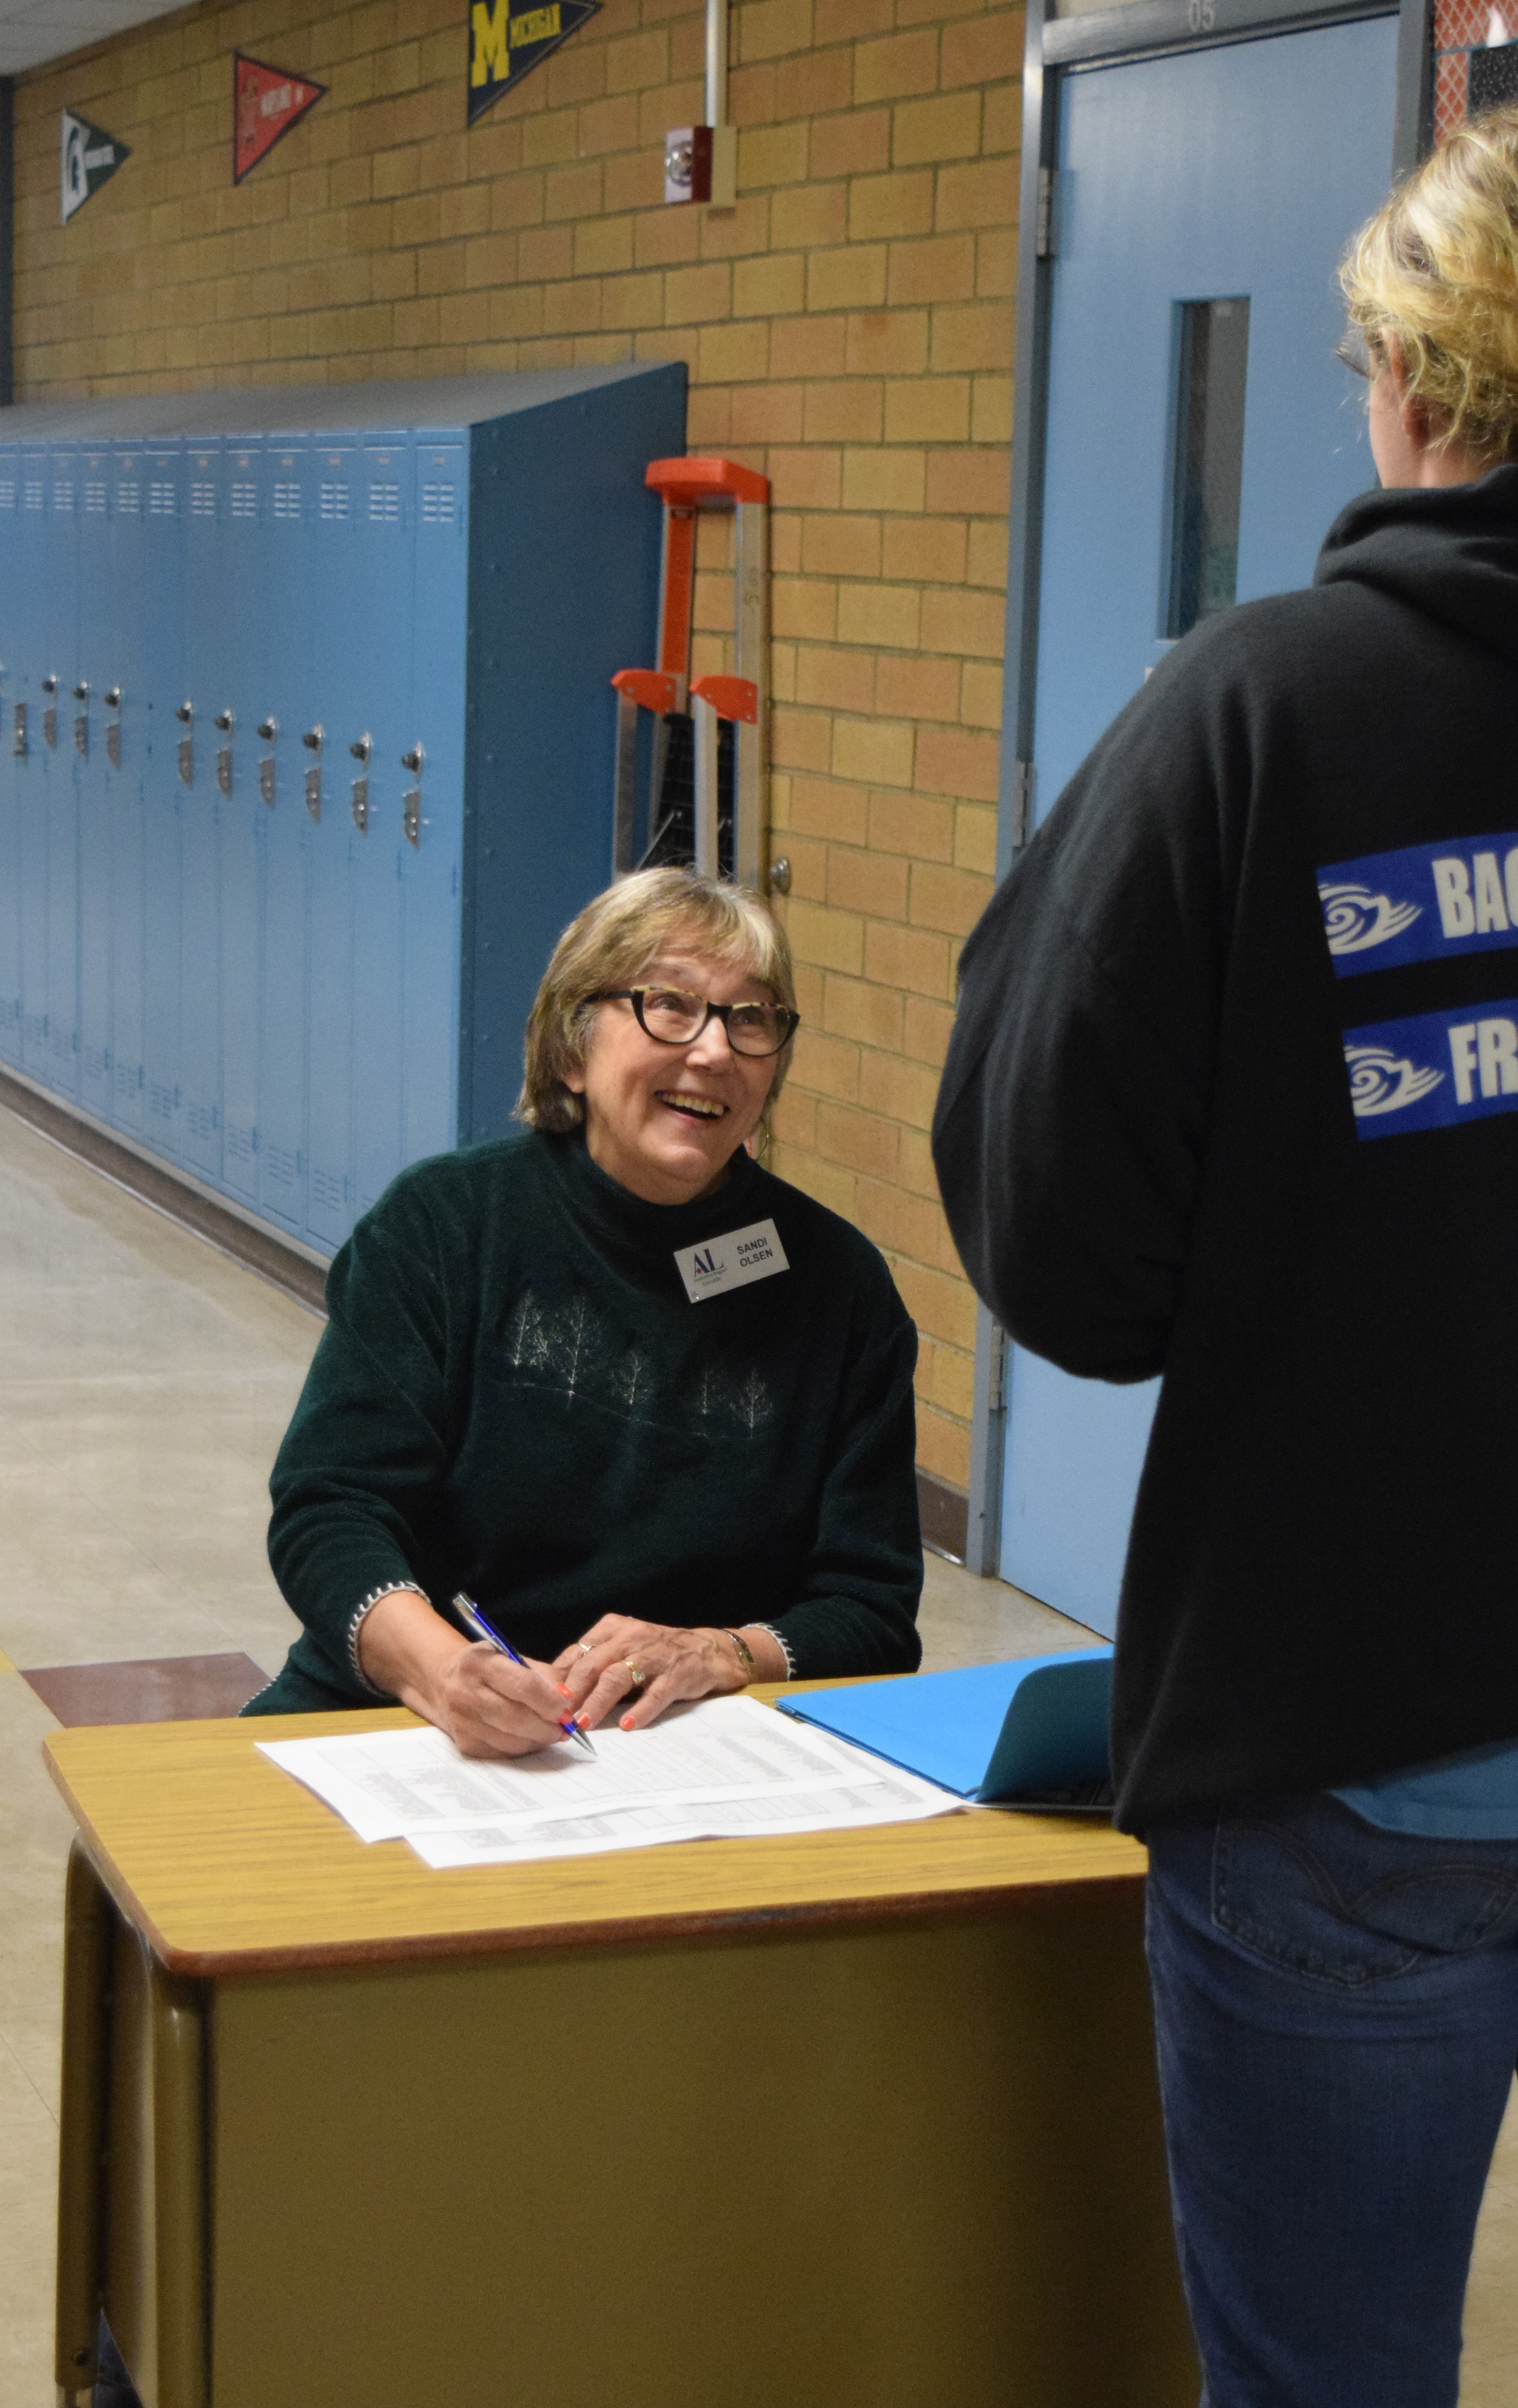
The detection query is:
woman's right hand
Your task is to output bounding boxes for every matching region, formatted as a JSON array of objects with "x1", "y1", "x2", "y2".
[
  {"x1": 438, "y1": 1641, "x2": 581, "y2": 1759},
  {"x1": 357, "y1": 1587, "x2": 575, "y2": 1759}
]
